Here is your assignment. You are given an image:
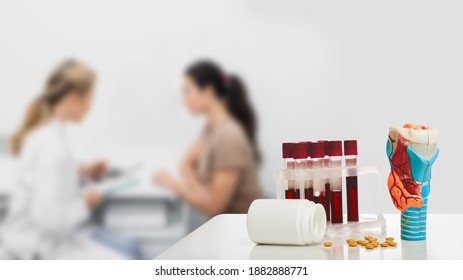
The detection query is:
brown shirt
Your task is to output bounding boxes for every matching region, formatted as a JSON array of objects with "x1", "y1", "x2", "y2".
[{"x1": 196, "y1": 118, "x2": 261, "y2": 214}]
